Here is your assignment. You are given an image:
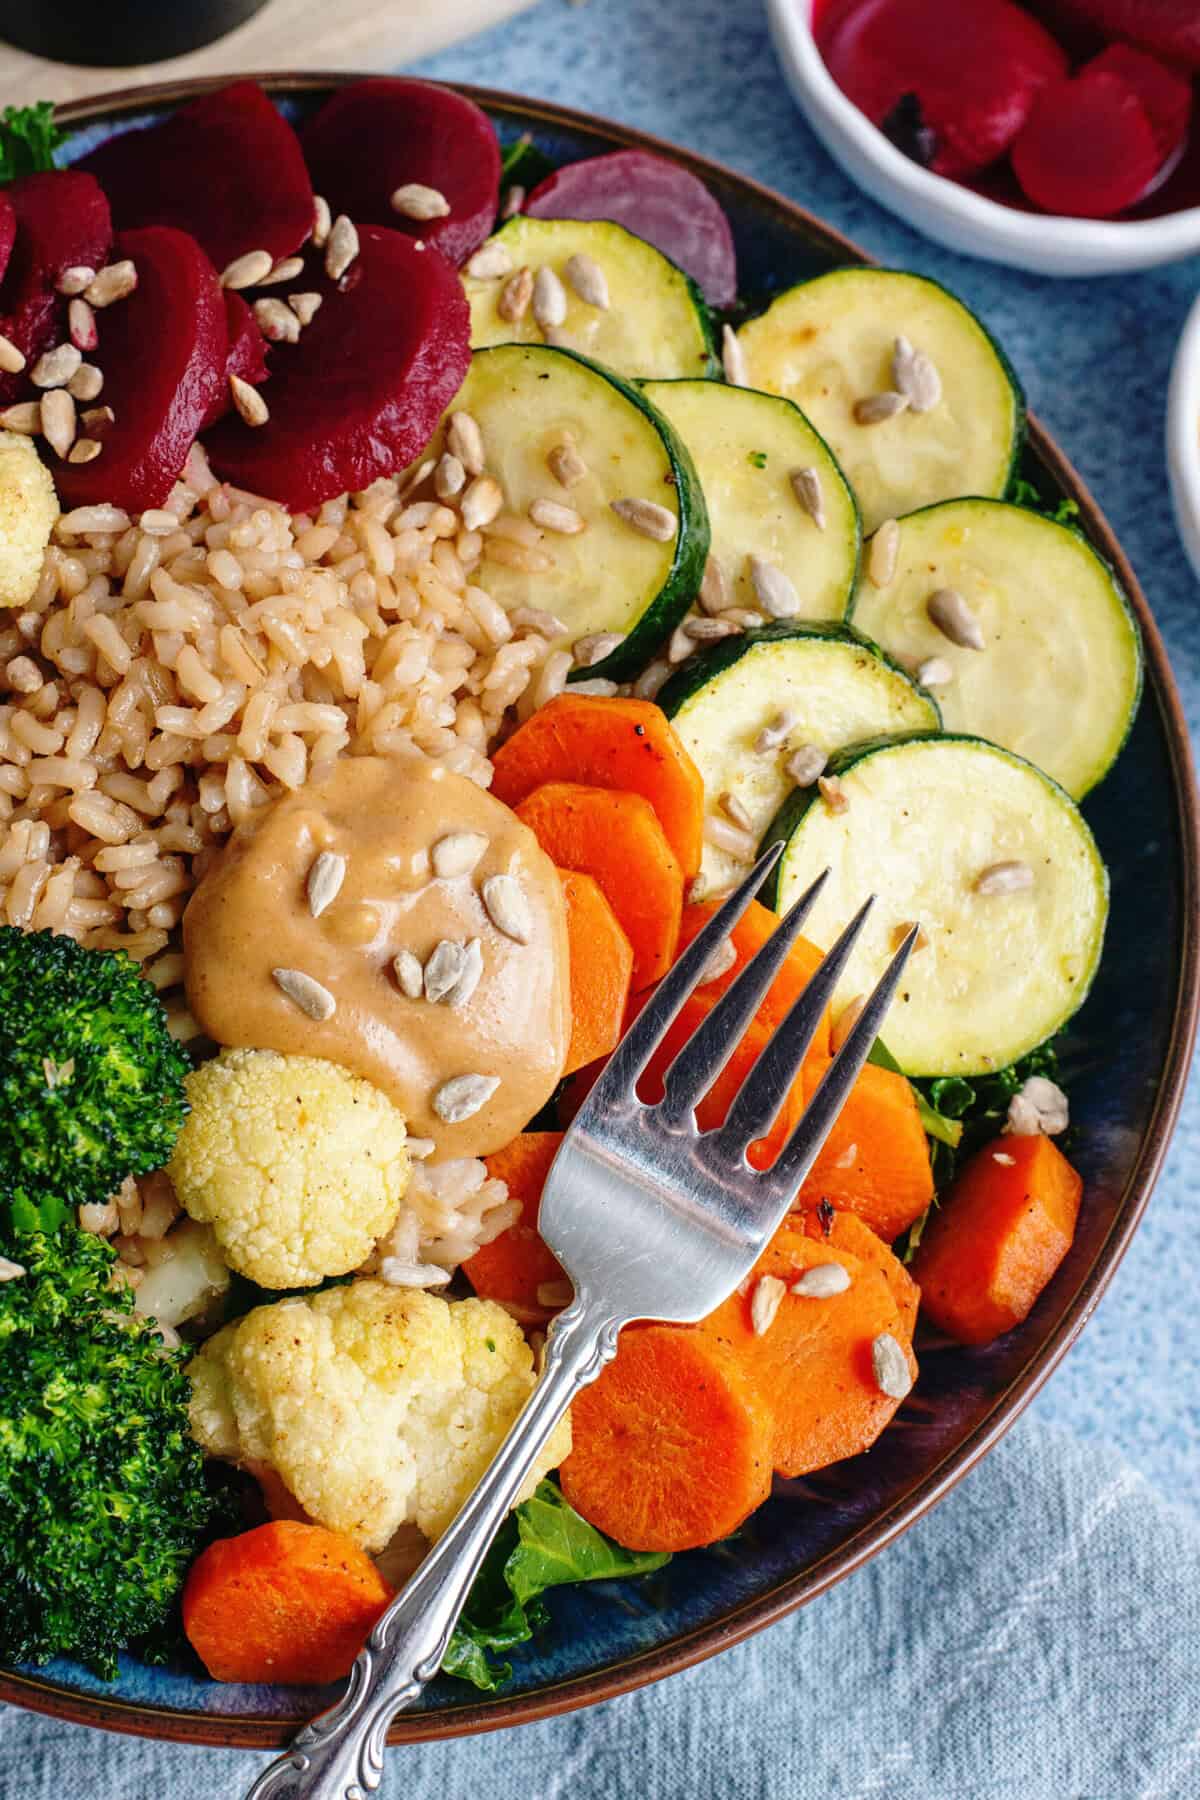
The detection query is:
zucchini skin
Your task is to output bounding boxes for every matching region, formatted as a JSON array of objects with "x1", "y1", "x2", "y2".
[{"x1": 656, "y1": 619, "x2": 941, "y2": 720}]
